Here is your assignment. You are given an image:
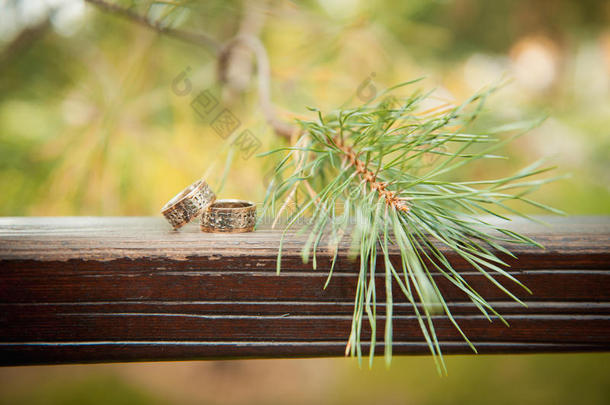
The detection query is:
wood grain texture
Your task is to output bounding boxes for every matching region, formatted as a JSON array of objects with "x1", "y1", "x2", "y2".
[{"x1": 0, "y1": 216, "x2": 609, "y2": 365}]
